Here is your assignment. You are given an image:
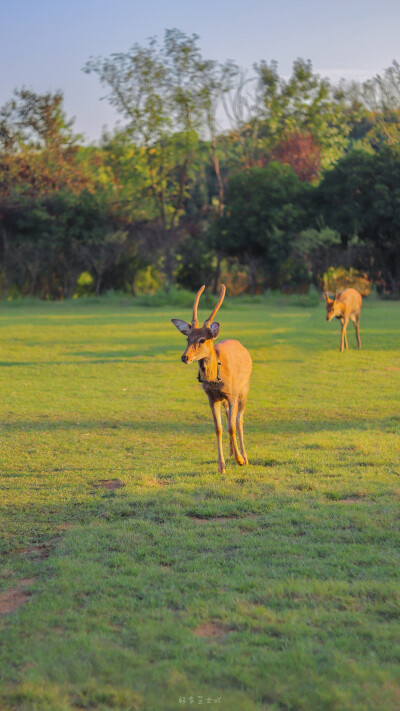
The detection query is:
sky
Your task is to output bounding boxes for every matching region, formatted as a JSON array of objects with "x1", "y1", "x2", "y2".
[{"x1": 1, "y1": 0, "x2": 400, "y2": 143}]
